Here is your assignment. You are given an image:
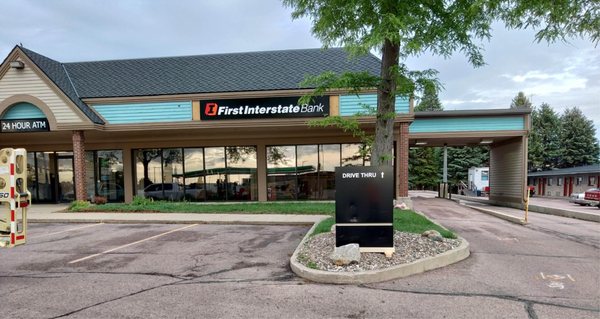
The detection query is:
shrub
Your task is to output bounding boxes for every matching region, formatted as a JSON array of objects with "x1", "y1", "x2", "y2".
[
  {"x1": 69, "y1": 200, "x2": 90, "y2": 211},
  {"x1": 131, "y1": 195, "x2": 153, "y2": 206},
  {"x1": 93, "y1": 196, "x2": 108, "y2": 205}
]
